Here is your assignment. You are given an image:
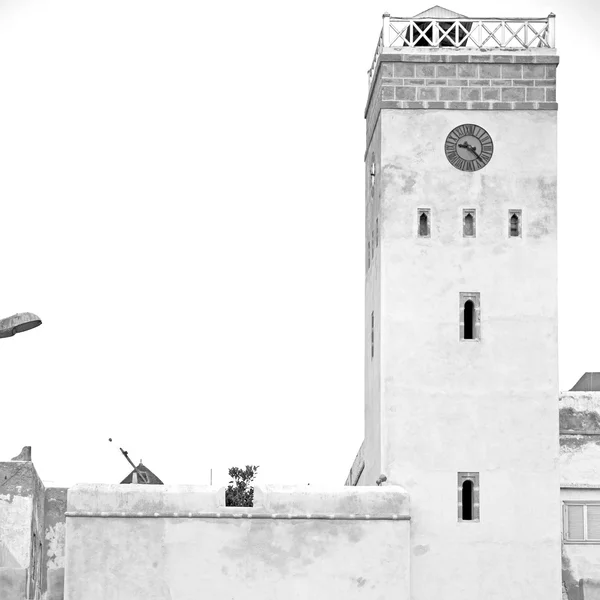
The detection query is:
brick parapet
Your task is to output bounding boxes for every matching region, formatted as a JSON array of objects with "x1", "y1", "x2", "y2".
[{"x1": 365, "y1": 50, "x2": 559, "y2": 147}]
